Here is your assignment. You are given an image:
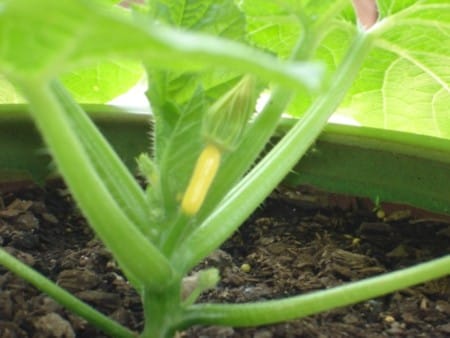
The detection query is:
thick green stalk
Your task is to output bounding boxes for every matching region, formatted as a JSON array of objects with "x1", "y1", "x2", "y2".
[
  {"x1": 173, "y1": 31, "x2": 375, "y2": 273},
  {"x1": 51, "y1": 81, "x2": 152, "y2": 237},
  {"x1": 140, "y1": 284, "x2": 183, "y2": 338},
  {"x1": 194, "y1": 87, "x2": 293, "y2": 221},
  {"x1": 161, "y1": 63, "x2": 302, "y2": 255},
  {"x1": 0, "y1": 105, "x2": 150, "y2": 187},
  {"x1": 0, "y1": 249, "x2": 136, "y2": 338},
  {"x1": 16, "y1": 79, "x2": 173, "y2": 291},
  {"x1": 193, "y1": 0, "x2": 350, "y2": 225},
  {"x1": 194, "y1": 18, "x2": 321, "y2": 225},
  {"x1": 158, "y1": 53, "x2": 300, "y2": 255},
  {"x1": 182, "y1": 255, "x2": 450, "y2": 327}
]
